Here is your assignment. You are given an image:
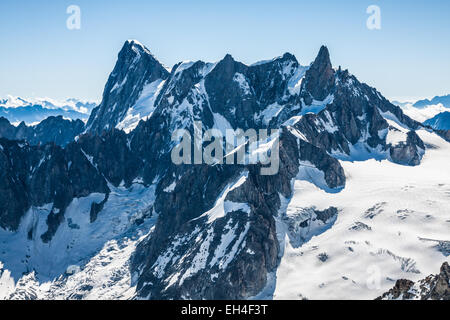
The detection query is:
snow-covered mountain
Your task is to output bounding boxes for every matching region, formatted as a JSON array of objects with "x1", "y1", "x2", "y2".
[
  {"x1": 85, "y1": 40, "x2": 169, "y2": 134},
  {"x1": 394, "y1": 95, "x2": 450, "y2": 124},
  {"x1": 0, "y1": 40, "x2": 449, "y2": 300},
  {"x1": 0, "y1": 96, "x2": 96, "y2": 125},
  {"x1": 413, "y1": 94, "x2": 450, "y2": 109},
  {"x1": 424, "y1": 111, "x2": 450, "y2": 131}
]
